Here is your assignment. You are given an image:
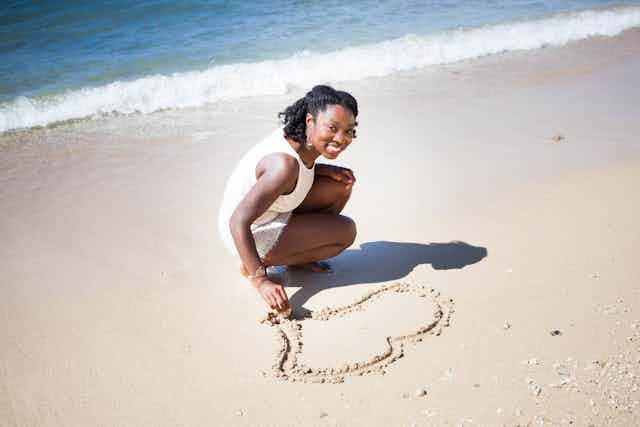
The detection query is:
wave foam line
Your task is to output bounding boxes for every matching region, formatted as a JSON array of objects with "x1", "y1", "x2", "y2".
[{"x1": 2, "y1": 5, "x2": 640, "y2": 133}]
